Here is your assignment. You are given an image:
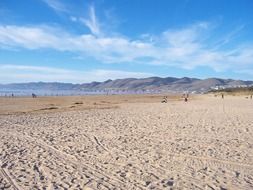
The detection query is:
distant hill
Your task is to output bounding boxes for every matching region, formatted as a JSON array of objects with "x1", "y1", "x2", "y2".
[{"x1": 1, "y1": 77, "x2": 253, "y2": 94}]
